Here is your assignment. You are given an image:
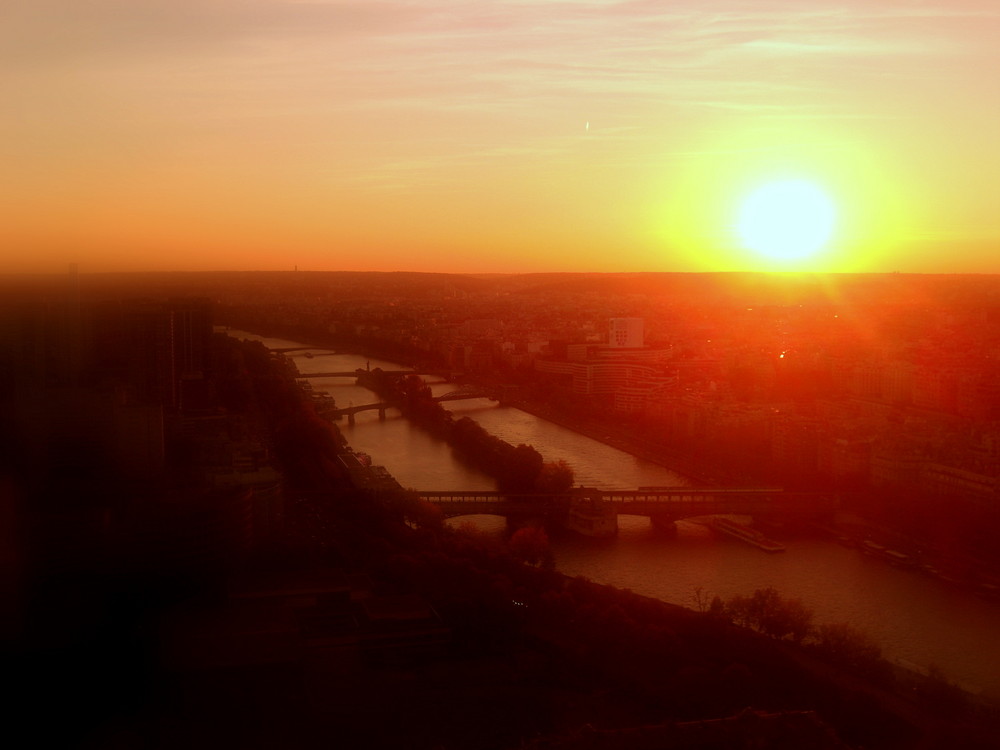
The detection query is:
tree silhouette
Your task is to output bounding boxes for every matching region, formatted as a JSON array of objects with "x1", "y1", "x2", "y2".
[
  {"x1": 508, "y1": 526, "x2": 552, "y2": 568},
  {"x1": 535, "y1": 460, "x2": 574, "y2": 494},
  {"x1": 498, "y1": 443, "x2": 544, "y2": 493}
]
